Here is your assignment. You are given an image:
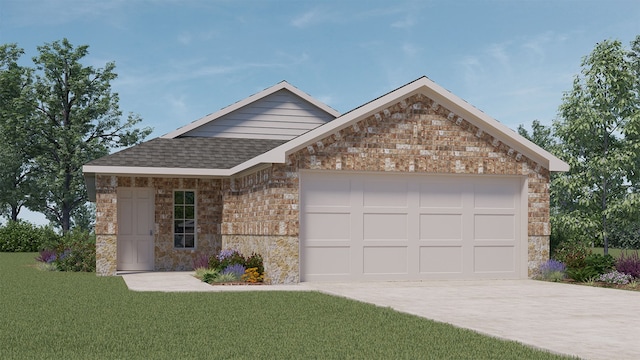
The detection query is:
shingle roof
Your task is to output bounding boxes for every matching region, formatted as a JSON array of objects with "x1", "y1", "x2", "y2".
[{"x1": 86, "y1": 137, "x2": 287, "y2": 169}]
